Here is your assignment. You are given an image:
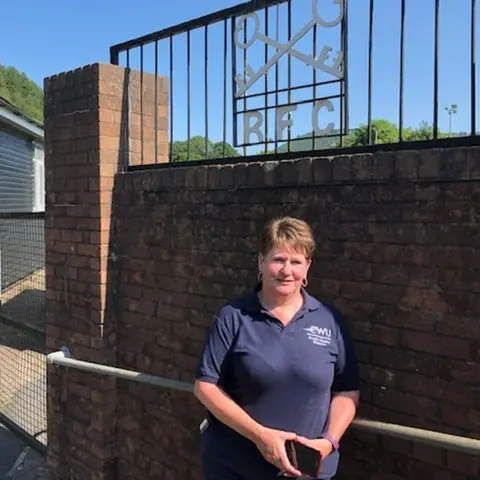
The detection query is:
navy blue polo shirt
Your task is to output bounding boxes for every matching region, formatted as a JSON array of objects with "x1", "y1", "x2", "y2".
[{"x1": 195, "y1": 286, "x2": 359, "y2": 479}]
